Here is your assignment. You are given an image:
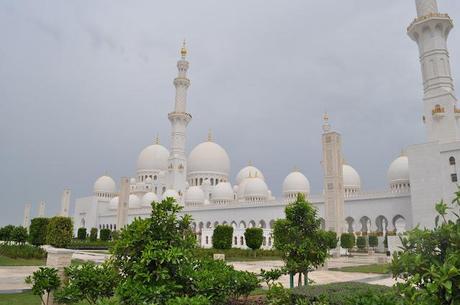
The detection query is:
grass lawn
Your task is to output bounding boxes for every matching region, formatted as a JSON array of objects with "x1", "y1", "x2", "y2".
[
  {"x1": 0, "y1": 292, "x2": 91, "y2": 305},
  {"x1": 329, "y1": 263, "x2": 390, "y2": 274},
  {"x1": 0, "y1": 256, "x2": 45, "y2": 266}
]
